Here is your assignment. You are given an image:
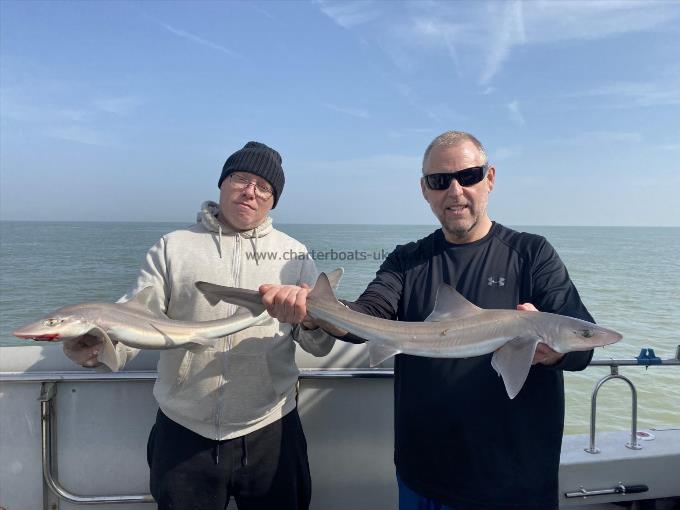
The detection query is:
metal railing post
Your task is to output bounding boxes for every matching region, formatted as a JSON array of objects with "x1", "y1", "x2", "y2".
[
  {"x1": 584, "y1": 365, "x2": 642, "y2": 454},
  {"x1": 39, "y1": 381, "x2": 155, "y2": 505}
]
